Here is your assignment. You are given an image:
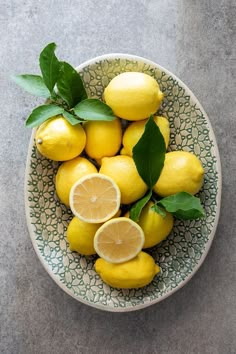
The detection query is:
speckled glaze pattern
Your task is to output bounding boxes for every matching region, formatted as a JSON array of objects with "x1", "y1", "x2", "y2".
[{"x1": 25, "y1": 55, "x2": 221, "y2": 312}]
